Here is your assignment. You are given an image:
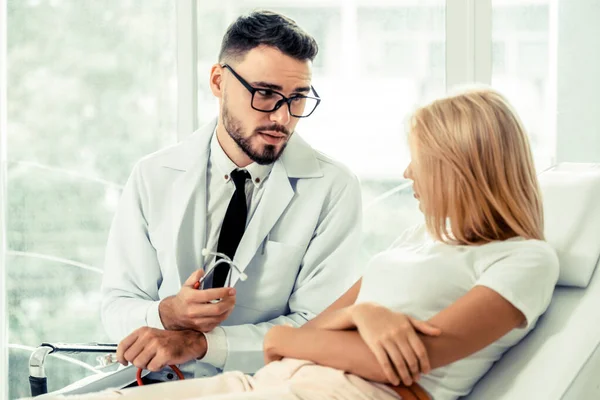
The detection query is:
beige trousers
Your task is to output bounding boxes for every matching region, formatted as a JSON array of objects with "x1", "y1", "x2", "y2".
[{"x1": 47, "y1": 359, "x2": 402, "y2": 400}]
